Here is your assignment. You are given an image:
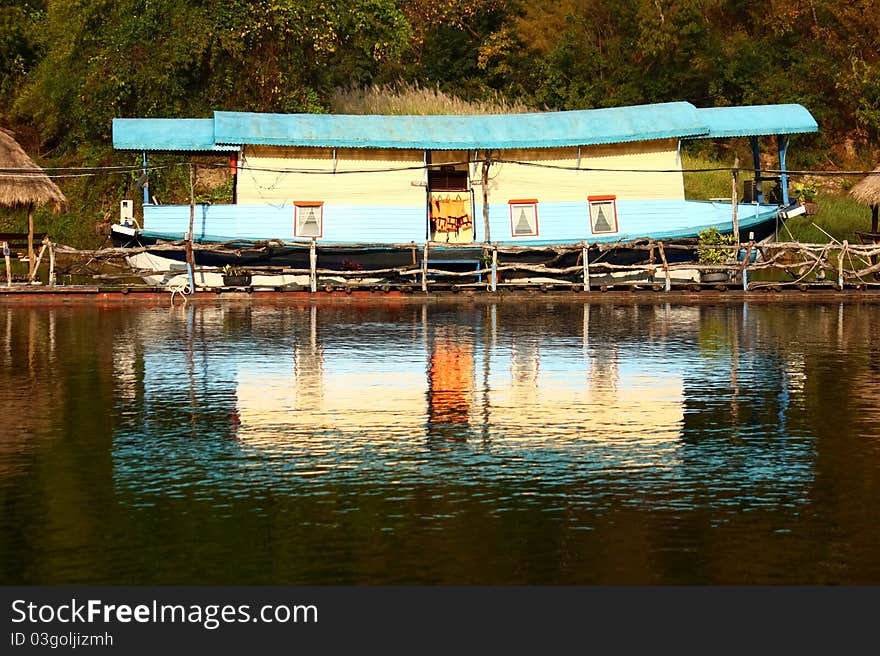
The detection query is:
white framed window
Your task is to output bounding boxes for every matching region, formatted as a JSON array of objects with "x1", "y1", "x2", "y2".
[
  {"x1": 588, "y1": 195, "x2": 618, "y2": 234},
  {"x1": 294, "y1": 201, "x2": 323, "y2": 238},
  {"x1": 508, "y1": 199, "x2": 539, "y2": 237}
]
